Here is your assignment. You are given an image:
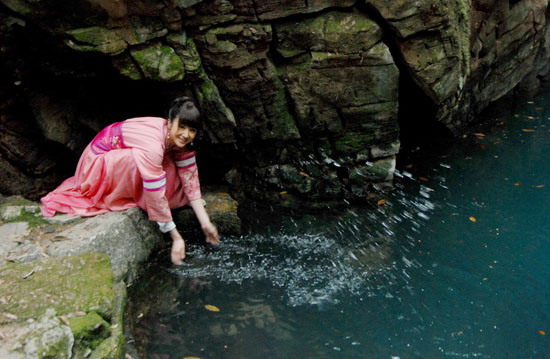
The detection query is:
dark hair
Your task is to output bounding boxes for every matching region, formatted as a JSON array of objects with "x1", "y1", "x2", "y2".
[{"x1": 168, "y1": 96, "x2": 202, "y2": 131}]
